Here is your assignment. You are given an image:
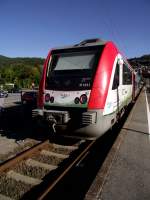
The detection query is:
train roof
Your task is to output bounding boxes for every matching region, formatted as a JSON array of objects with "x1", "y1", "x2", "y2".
[{"x1": 52, "y1": 38, "x2": 108, "y2": 51}]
